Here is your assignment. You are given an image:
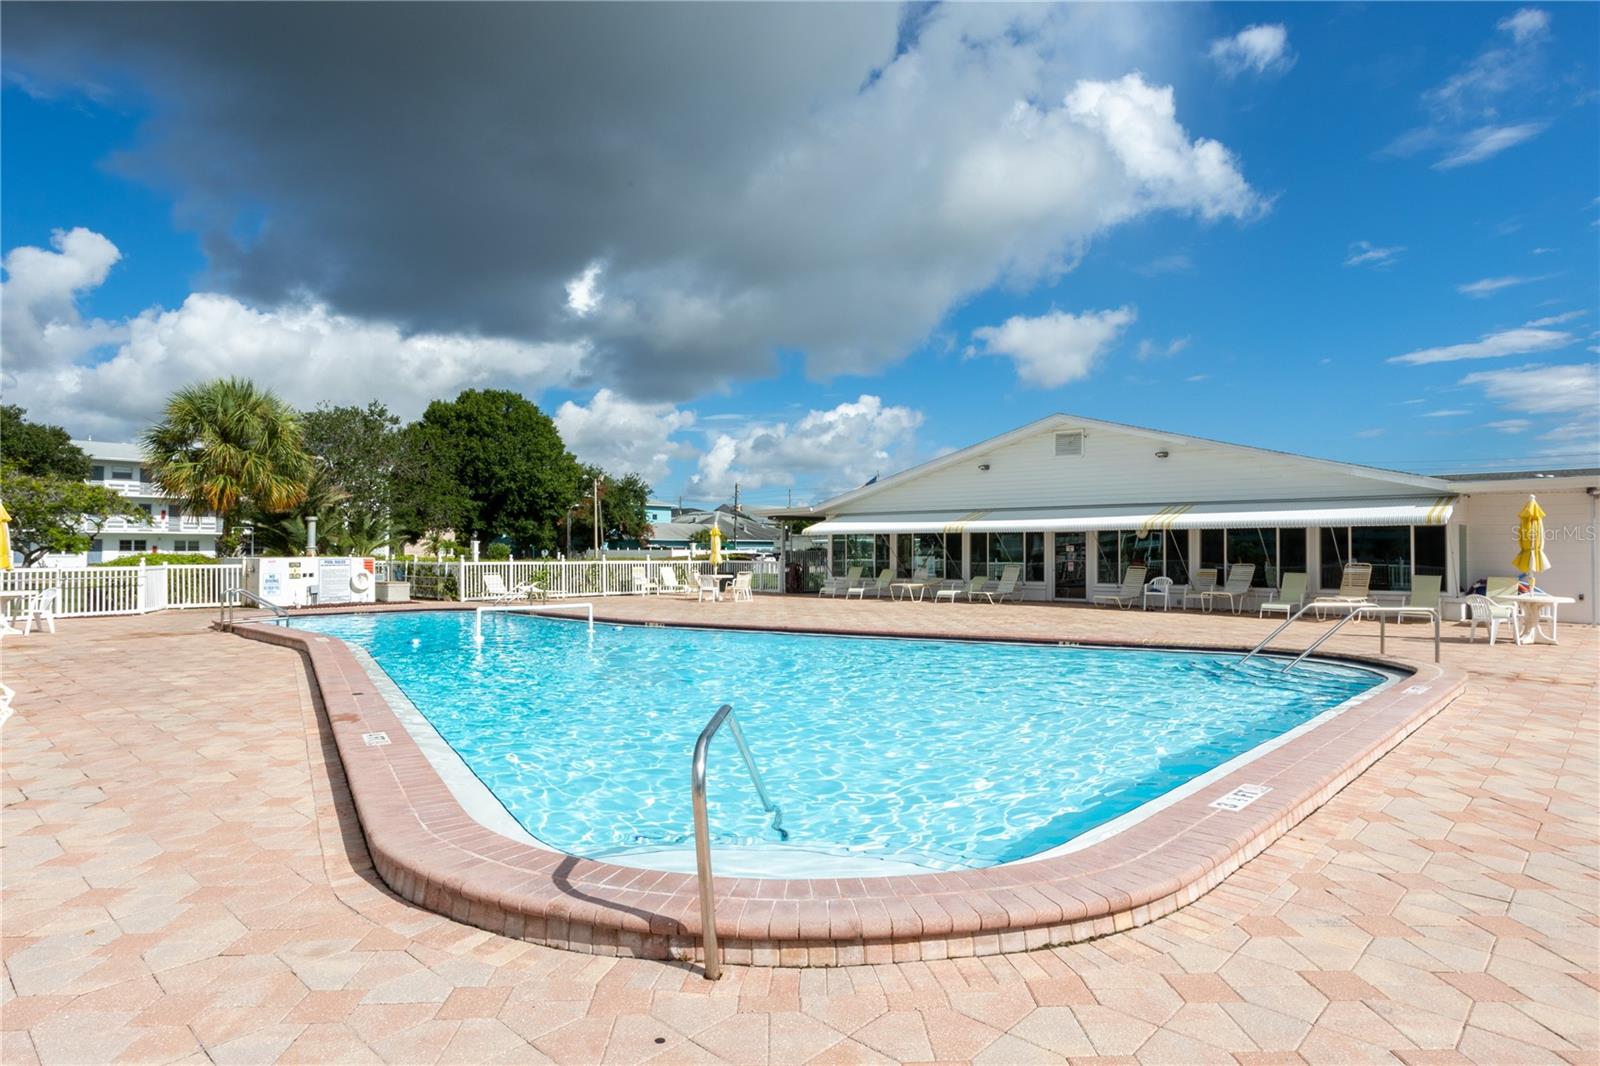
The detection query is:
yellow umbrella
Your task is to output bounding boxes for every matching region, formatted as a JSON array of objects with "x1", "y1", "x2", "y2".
[
  {"x1": 0, "y1": 501, "x2": 12, "y2": 571},
  {"x1": 708, "y1": 523, "x2": 722, "y2": 566},
  {"x1": 1512, "y1": 495, "x2": 1549, "y2": 577}
]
